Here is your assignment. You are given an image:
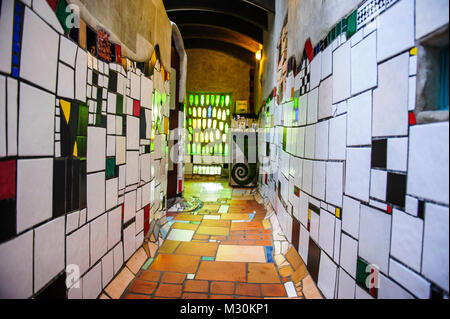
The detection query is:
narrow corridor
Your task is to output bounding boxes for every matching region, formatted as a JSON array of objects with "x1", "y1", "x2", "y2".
[{"x1": 105, "y1": 180, "x2": 322, "y2": 299}]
